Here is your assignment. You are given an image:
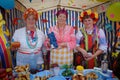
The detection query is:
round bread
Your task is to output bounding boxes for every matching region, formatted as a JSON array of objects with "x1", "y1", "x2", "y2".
[{"x1": 11, "y1": 42, "x2": 20, "y2": 48}]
